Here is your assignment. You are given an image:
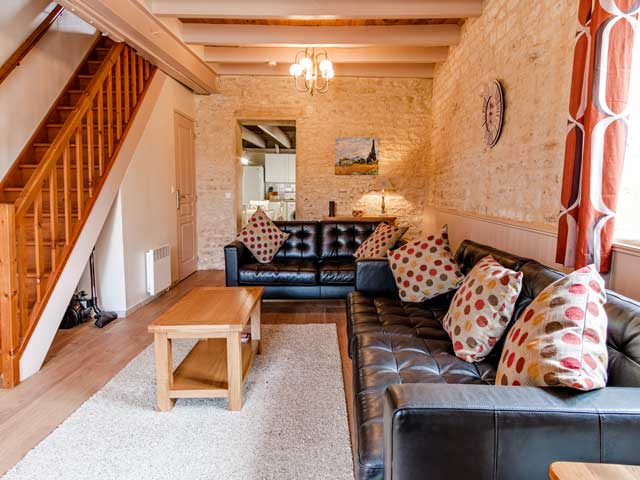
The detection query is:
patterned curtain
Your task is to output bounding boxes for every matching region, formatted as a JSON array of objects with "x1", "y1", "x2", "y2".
[{"x1": 556, "y1": 0, "x2": 640, "y2": 272}]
